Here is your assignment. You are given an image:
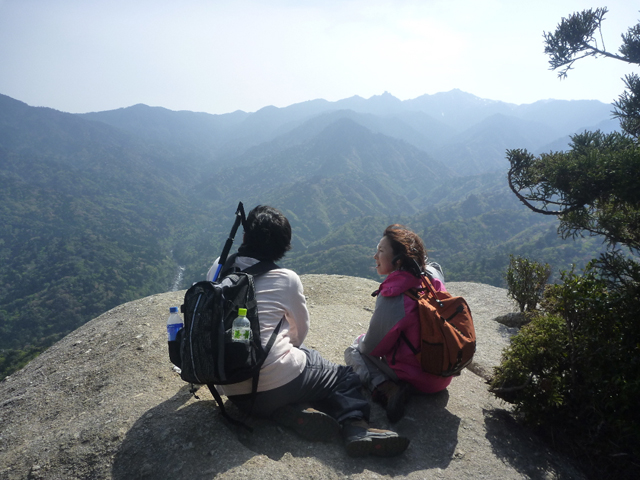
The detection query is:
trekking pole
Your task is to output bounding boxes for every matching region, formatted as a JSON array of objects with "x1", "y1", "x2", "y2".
[{"x1": 212, "y1": 202, "x2": 246, "y2": 282}]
